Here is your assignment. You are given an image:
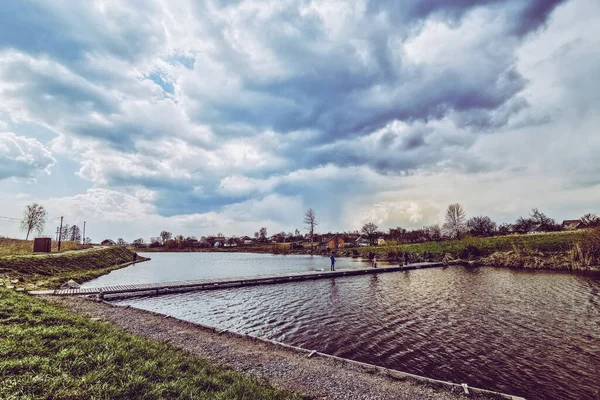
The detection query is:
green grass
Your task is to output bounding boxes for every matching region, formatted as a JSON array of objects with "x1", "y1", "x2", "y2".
[
  {"x1": 0, "y1": 246, "x2": 146, "y2": 290},
  {"x1": 353, "y1": 230, "x2": 587, "y2": 259},
  {"x1": 0, "y1": 238, "x2": 90, "y2": 257},
  {"x1": 0, "y1": 288, "x2": 301, "y2": 400}
]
